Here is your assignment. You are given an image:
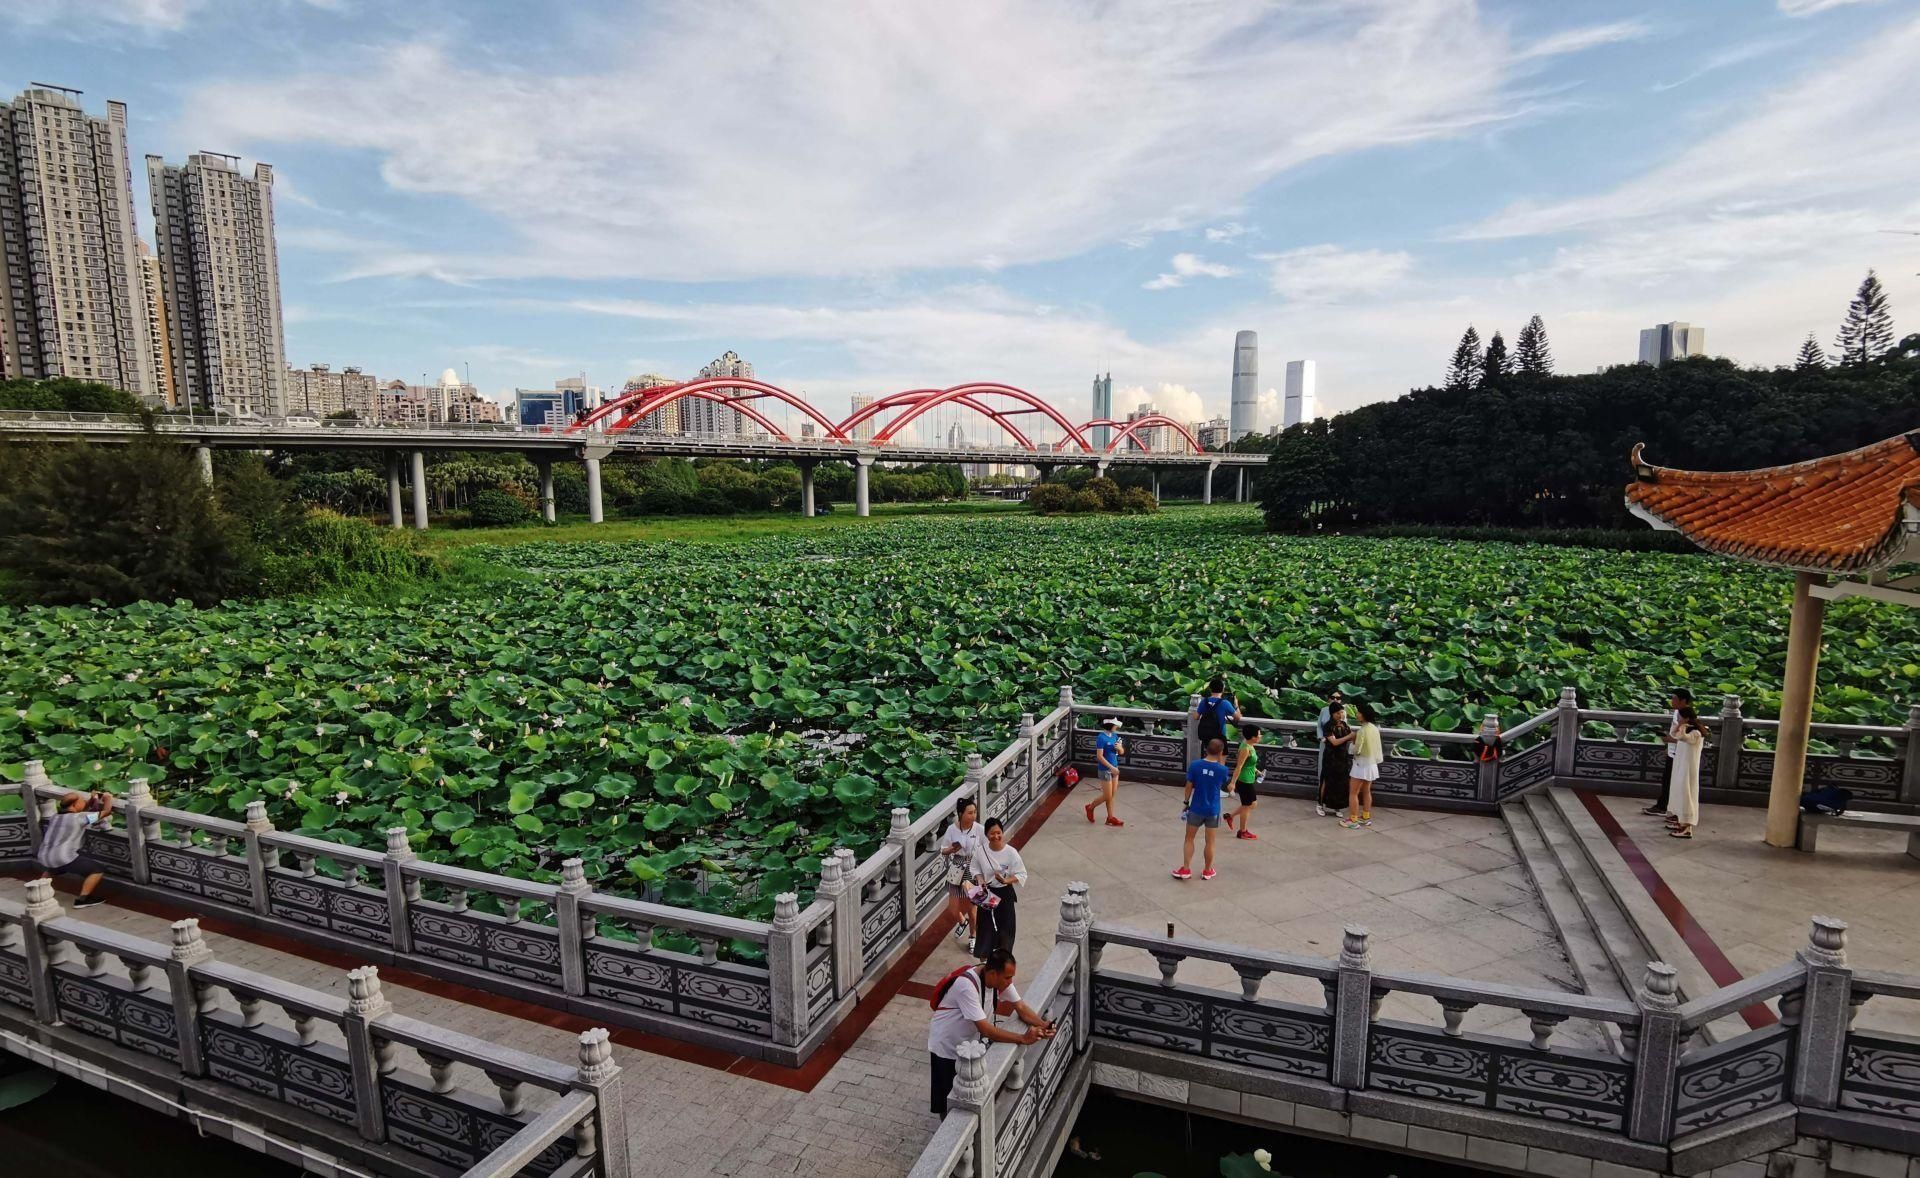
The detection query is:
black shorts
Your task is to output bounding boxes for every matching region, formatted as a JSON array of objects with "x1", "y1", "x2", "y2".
[
  {"x1": 45, "y1": 854, "x2": 106, "y2": 878},
  {"x1": 1235, "y1": 782, "x2": 1258, "y2": 807}
]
